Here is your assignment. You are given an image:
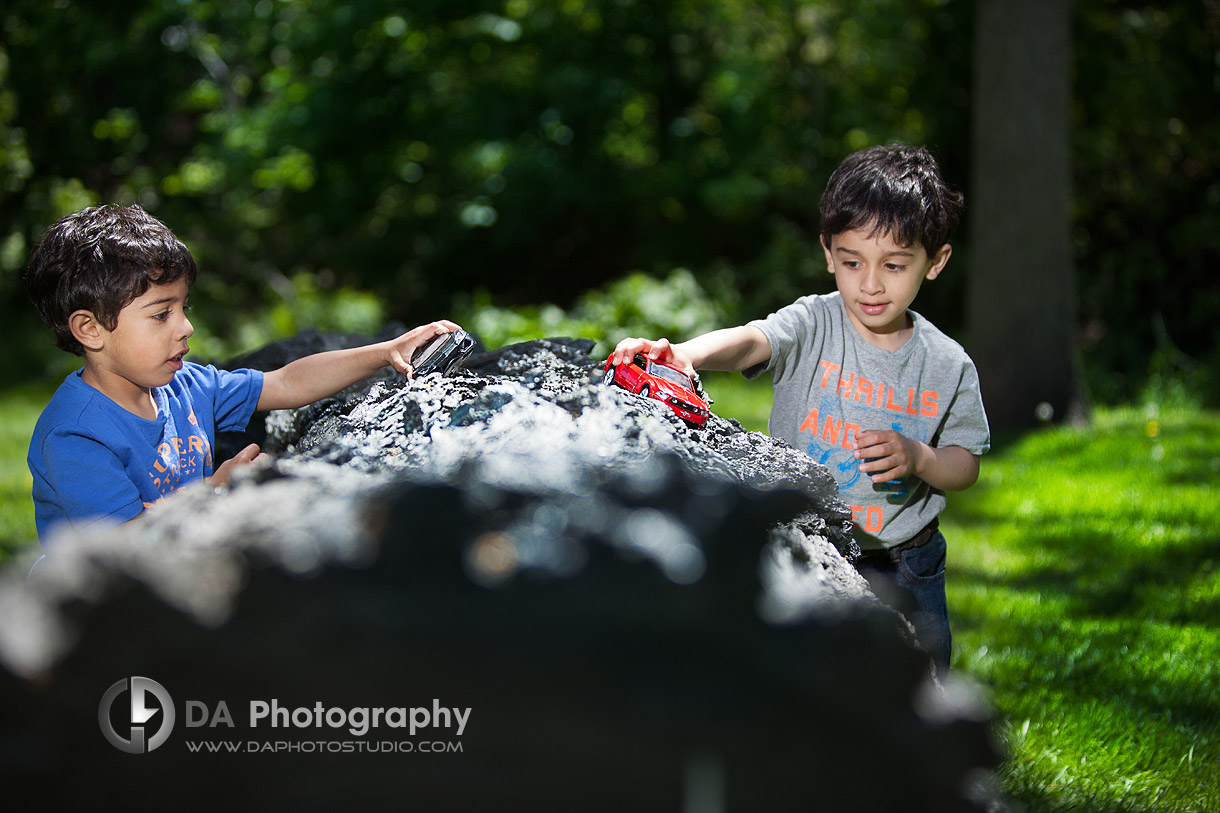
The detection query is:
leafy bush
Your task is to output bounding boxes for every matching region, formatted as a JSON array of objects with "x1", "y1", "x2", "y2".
[
  {"x1": 191, "y1": 271, "x2": 386, "y2": 363},
  {"x1": 455, "y1": 267, "x2": 740, "y2": 356}
]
